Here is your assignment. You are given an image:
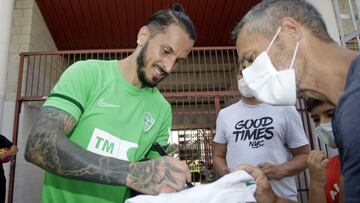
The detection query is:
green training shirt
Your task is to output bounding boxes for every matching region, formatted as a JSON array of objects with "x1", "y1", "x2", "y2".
[{"x1": 42, "y1": 60, "x2": 172, "y2": 203}]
